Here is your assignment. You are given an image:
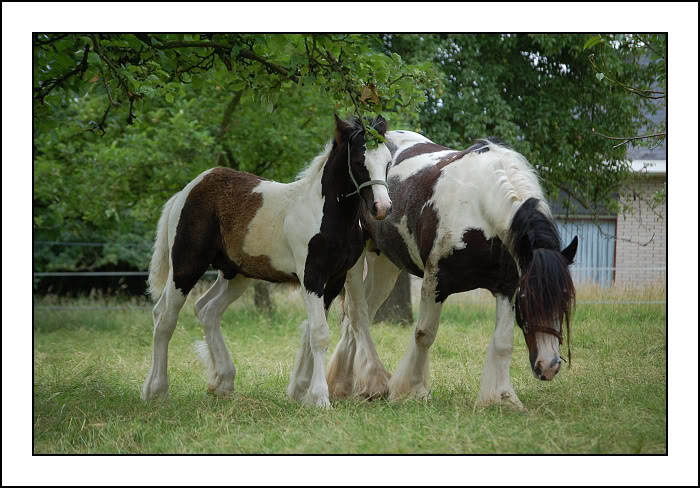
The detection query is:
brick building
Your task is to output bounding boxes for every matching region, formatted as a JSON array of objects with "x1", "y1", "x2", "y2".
[
  {"x1": 552, "y1": 128, "x2": 666, "y2": 288},
  {"x1": 613, "y1": 158, "x2": 667, "y2": 286}
]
